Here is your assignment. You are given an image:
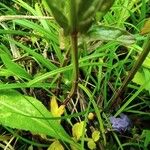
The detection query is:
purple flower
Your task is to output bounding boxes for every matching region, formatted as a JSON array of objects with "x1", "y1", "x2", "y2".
[{"x1": 109, "y1": 114, "x2": 131, "y2": 132}]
